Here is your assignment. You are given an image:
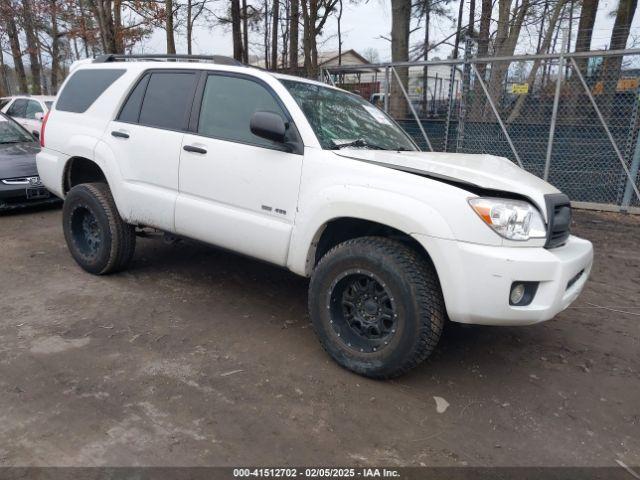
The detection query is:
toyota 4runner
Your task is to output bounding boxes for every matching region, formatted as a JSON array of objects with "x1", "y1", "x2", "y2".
[{"x1": 37, "y1": 54, "x2": 593, "y2": 378}]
